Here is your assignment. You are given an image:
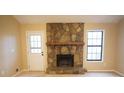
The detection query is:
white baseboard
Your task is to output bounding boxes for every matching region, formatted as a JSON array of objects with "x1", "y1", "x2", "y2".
[
  {"x1": 88, "y1": 70, "x2": 124, "y2": 77},
  {"x1": 113, "y1": 70, "x2": 124, "y2": 77},
  {"x1": 88, "y1": 70, "x2": 114, "y2": 72},
  {"x1": 22, "y1": 69, "x2": 46, "y2": 73},
  {"x1": 12, "y1": 69, "x2": 124, "y2": 77}
]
